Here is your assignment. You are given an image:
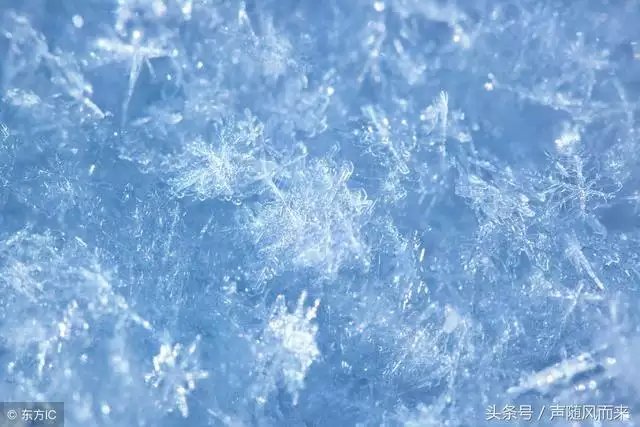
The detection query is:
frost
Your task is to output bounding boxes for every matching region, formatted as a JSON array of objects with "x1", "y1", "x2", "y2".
[
  {"x1": 0, "y1": 231, "x2": 158, "y2": 424},
  {"x1": 1, "y1": 0, "x2": 639, "y2": 426}
]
